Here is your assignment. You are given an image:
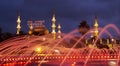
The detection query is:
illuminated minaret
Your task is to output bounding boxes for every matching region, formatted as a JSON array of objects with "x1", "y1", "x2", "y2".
[
  {"x1": 16, "y1": 12, "x2": 21, "y2": 35},
  {"x1": 57, "y1": 23, "x2": 61, "y2": 39},
  {"x1": 51, "y1": 14, "x2": 56, "y2": 39},
  {"x1": 28, "y1": 20, "x2": 33, "y2": 35},
  {"x1": 94, "y1": 16, "x2": 99, "y2": 38}
]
